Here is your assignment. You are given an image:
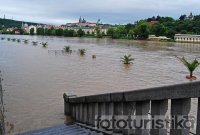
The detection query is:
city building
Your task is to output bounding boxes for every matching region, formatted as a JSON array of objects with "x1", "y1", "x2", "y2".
[
  {"x1": 65, "y1": 17, "x2": 109, "y2": 34},
  {"x1": 174, "y1": 34, "x2": 200, "y2": 43},
  {"x1": 148, "y1": 21, "x2": 159, "y2": 26},
  {"x1": 187, "y1": 12, "x2": 194, "y2": 20}
]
